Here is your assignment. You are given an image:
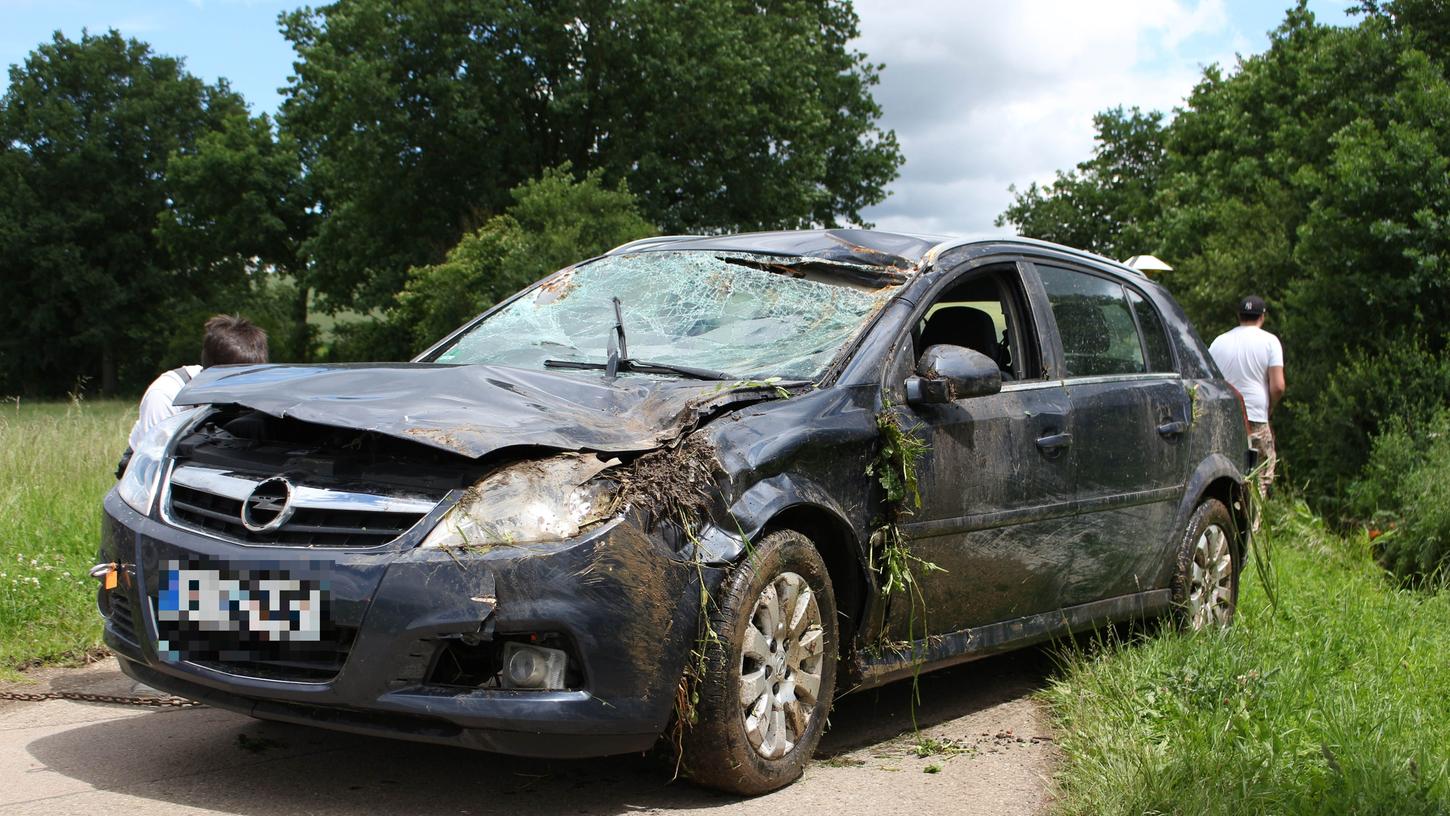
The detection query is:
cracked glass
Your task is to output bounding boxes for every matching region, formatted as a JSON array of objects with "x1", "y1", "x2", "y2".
[{"x1": 433, "y1": 252, "x2": 897, "y2": 380}]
